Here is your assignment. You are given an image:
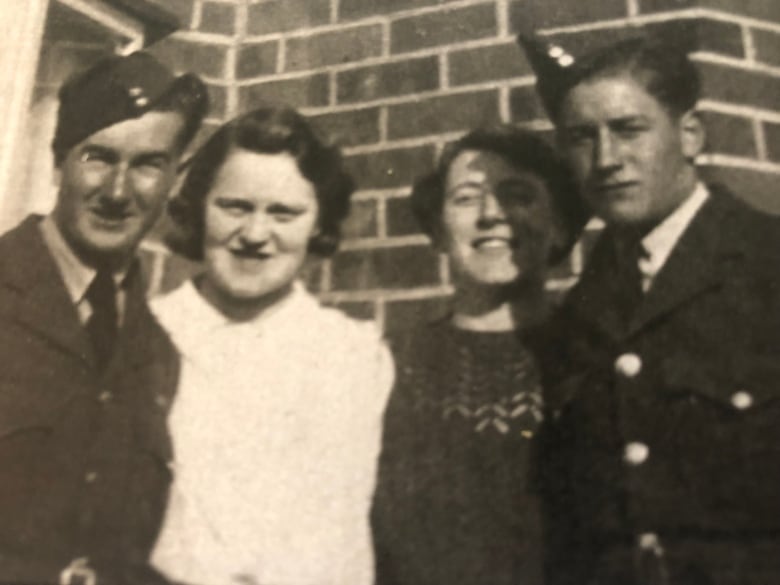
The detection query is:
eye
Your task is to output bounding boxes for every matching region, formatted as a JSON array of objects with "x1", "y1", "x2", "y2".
[
  {"x1": 214, "y1": 197, "x2": 254, "y2": 216},
  {"x1": 496, "y1": 181, "x2": 539, "y2": 206},
  {"x1": 613, "y1": 119, "x2": 648, "y2": 138},
  {"x1": 449, "y1": 187, "x2": 484, "y2": 207},
  {"x1": 79, "y1": 147, "x2": 114, "y2": 165},
  {"x1": 267, "y1": 203, "x2": 306, "y2": 222},
  {"x1": 135, "y1": 155, "x2": 170, "y2": 172},
  {"x1": 563, "y1": 127, "x2": 595, "y2": 146}
]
